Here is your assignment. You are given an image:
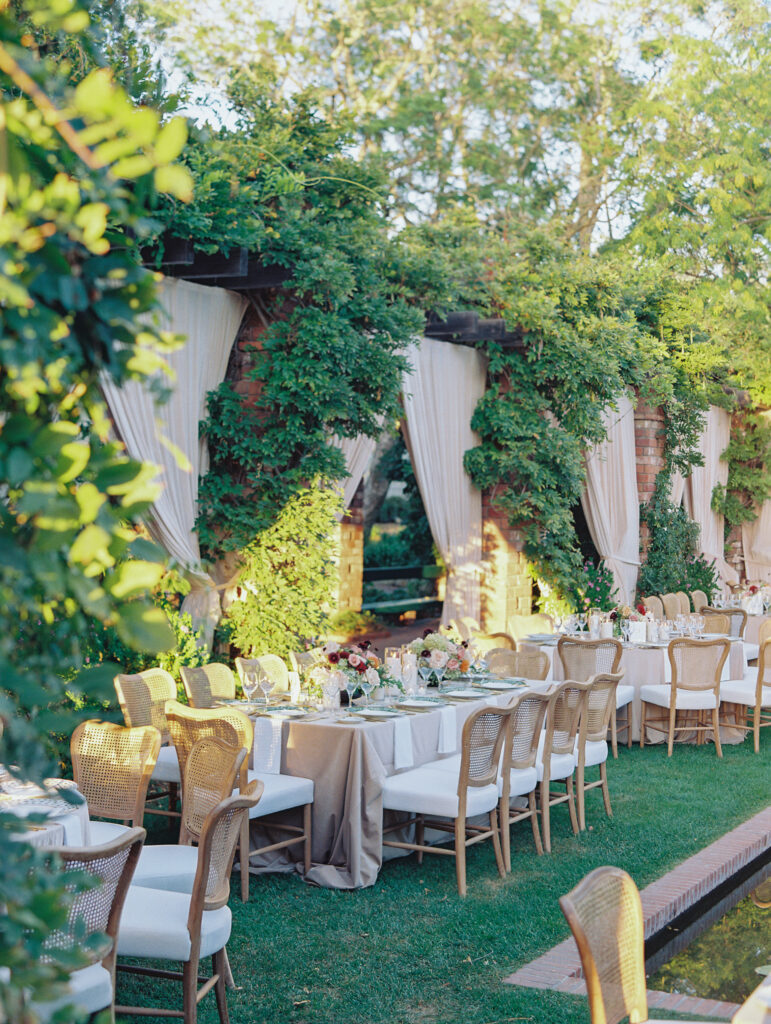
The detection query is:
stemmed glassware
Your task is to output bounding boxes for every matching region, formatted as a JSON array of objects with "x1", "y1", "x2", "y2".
[
  {"x1": 345, "y1": 674, "x2": 359, "y2": 714},
  {"x1": 620, "y1": 620, "x2": 630, "y2": 643},
  {"x1": 417, "y1": 659, "x2": 432, "y2": 695},
  {"x1": 360, "y1": 672, "x2": 375, "y2": 706},
  {"x1": 258, "y1": 668, "x2": 273, "y2": 708},
  {"x1": 577, "y1": 613, "x2": 586, "y2": 633},
  {"x1": 243, "y1": 668, "x2": 260, "y2": 703},
  {"x1": 433, "y1": 665, "x2": 446, "y2": 690}
]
